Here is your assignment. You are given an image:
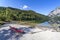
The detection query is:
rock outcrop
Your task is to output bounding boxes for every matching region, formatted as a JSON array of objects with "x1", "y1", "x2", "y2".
[{"x1": 48, "y1": 7, "x2": 60, "y2": 24}]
